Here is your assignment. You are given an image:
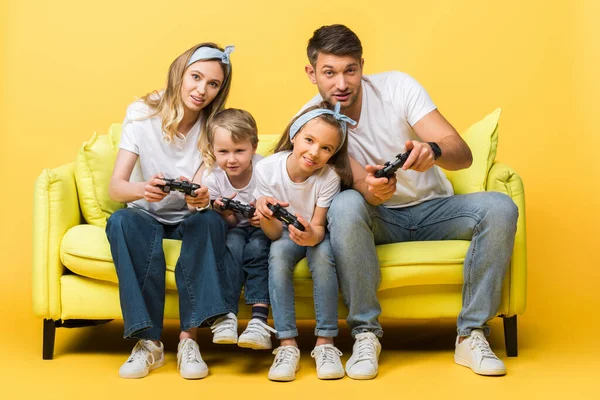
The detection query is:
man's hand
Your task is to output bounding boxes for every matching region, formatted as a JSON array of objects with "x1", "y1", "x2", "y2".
[
  {"x1": 144, "y1": 173, "x2": 169, "y2": 203},
  {"x1": 402, "y1": 140, "x2": 436, "y2": 172},
  {"x1": 180, "y1": 175, "x2": 209, "y2": 209},
  {"x1": 364, "y1": 165, "x2": 397, "y2": 203}
]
